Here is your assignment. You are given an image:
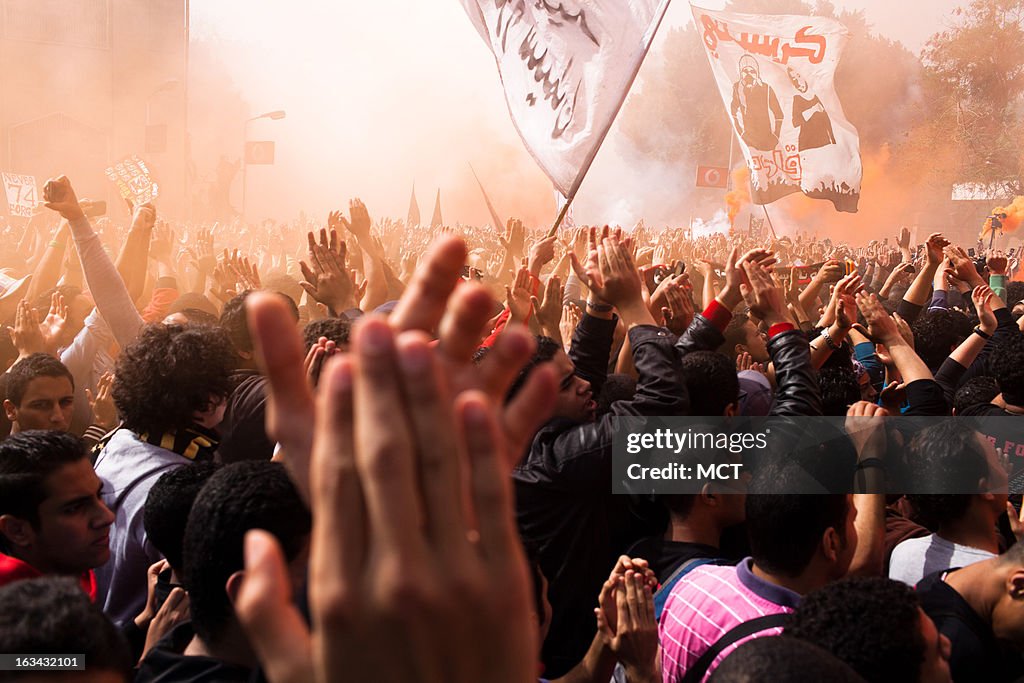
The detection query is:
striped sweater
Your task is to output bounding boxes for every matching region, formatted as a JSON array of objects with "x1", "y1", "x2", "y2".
[{"x1": 659, "y1": 557, "x2": 801, "y2": 682}]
